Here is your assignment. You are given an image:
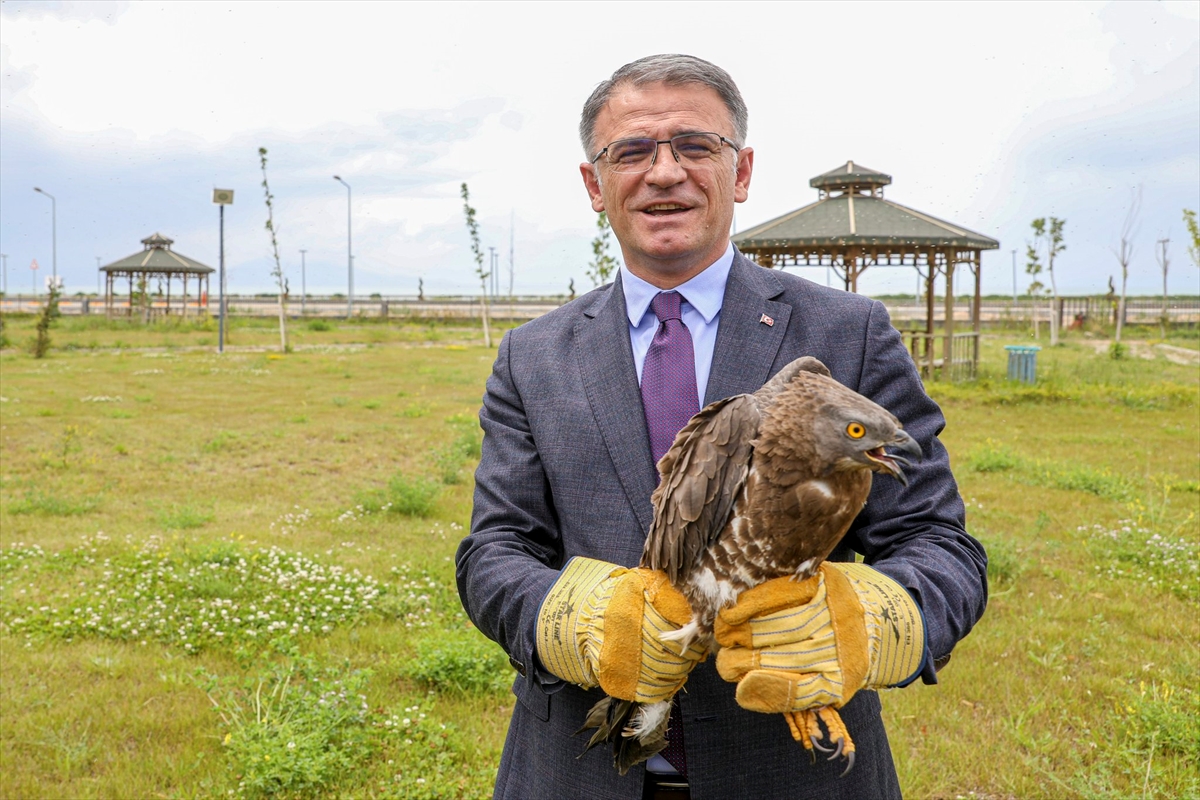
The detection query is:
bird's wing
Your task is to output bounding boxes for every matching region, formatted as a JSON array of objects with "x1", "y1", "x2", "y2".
[{"x1": 643, "y1": 394, "x2": 761, "y2": 584}]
